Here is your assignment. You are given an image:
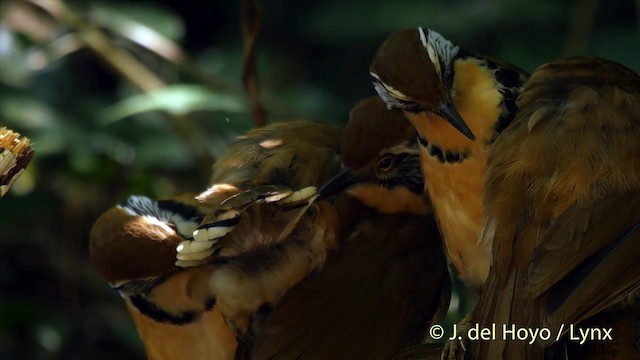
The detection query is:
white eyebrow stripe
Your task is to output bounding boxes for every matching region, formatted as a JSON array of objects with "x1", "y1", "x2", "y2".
[
  {"x1": 373, "y1": 76, "x2": 413, "y2": 101},
  {"x1": 418, "y1": 27, "x2": 428, "y2": 48}
]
